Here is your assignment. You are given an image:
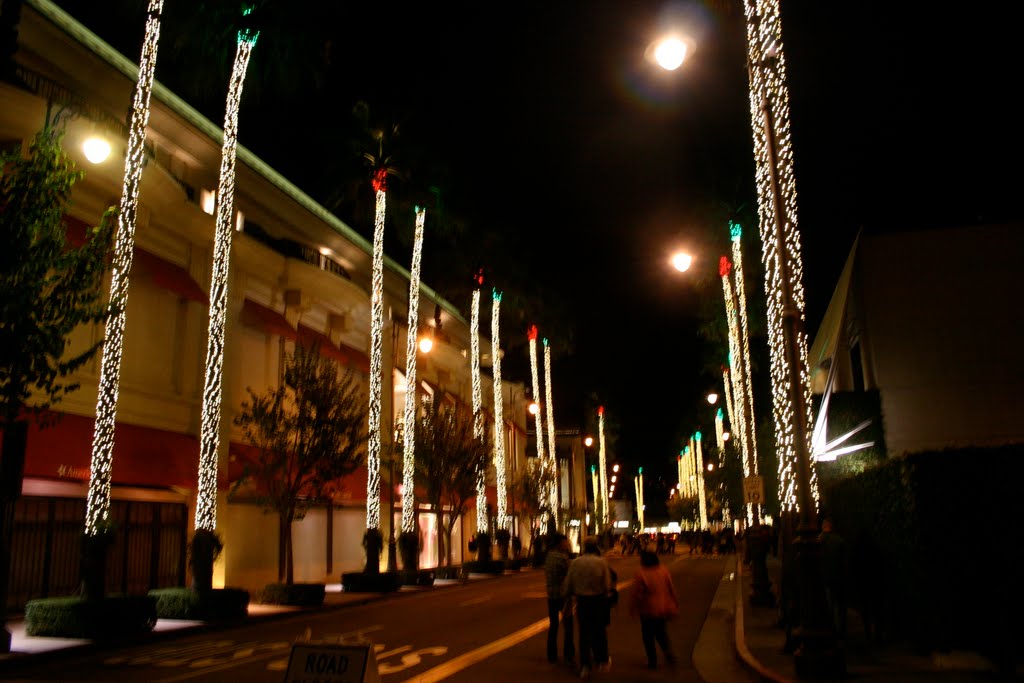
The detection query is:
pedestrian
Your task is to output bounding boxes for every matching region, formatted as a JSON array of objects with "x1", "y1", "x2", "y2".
[
  {"x1": 544, "y1": 533, "x2": 575, "y2": 666},
  {"x1": 563, "y1": 537, "x2": 613, "y2": 679},
  {"x1": 820, "y1": 517, "x2": 848, "y2": 637},
  {"x1": 629, "y1": 550, "x2": 678, "y2": 669}
]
